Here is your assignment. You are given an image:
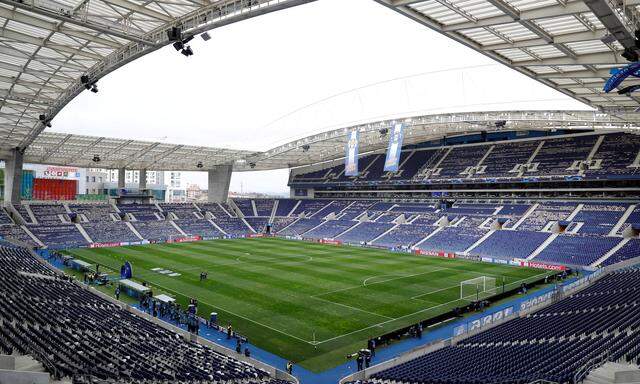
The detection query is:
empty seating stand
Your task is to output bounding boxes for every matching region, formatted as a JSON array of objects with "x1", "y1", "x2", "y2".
[
  {"x1": 290, "y1": 132, "x2": 640, "y2": 187},
  {"x1": 350, "y1": 269, "x2": 640, "y2": 384},
  {"x1": 0, "y1": 243, "x2": 287, "y2": 384}
]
